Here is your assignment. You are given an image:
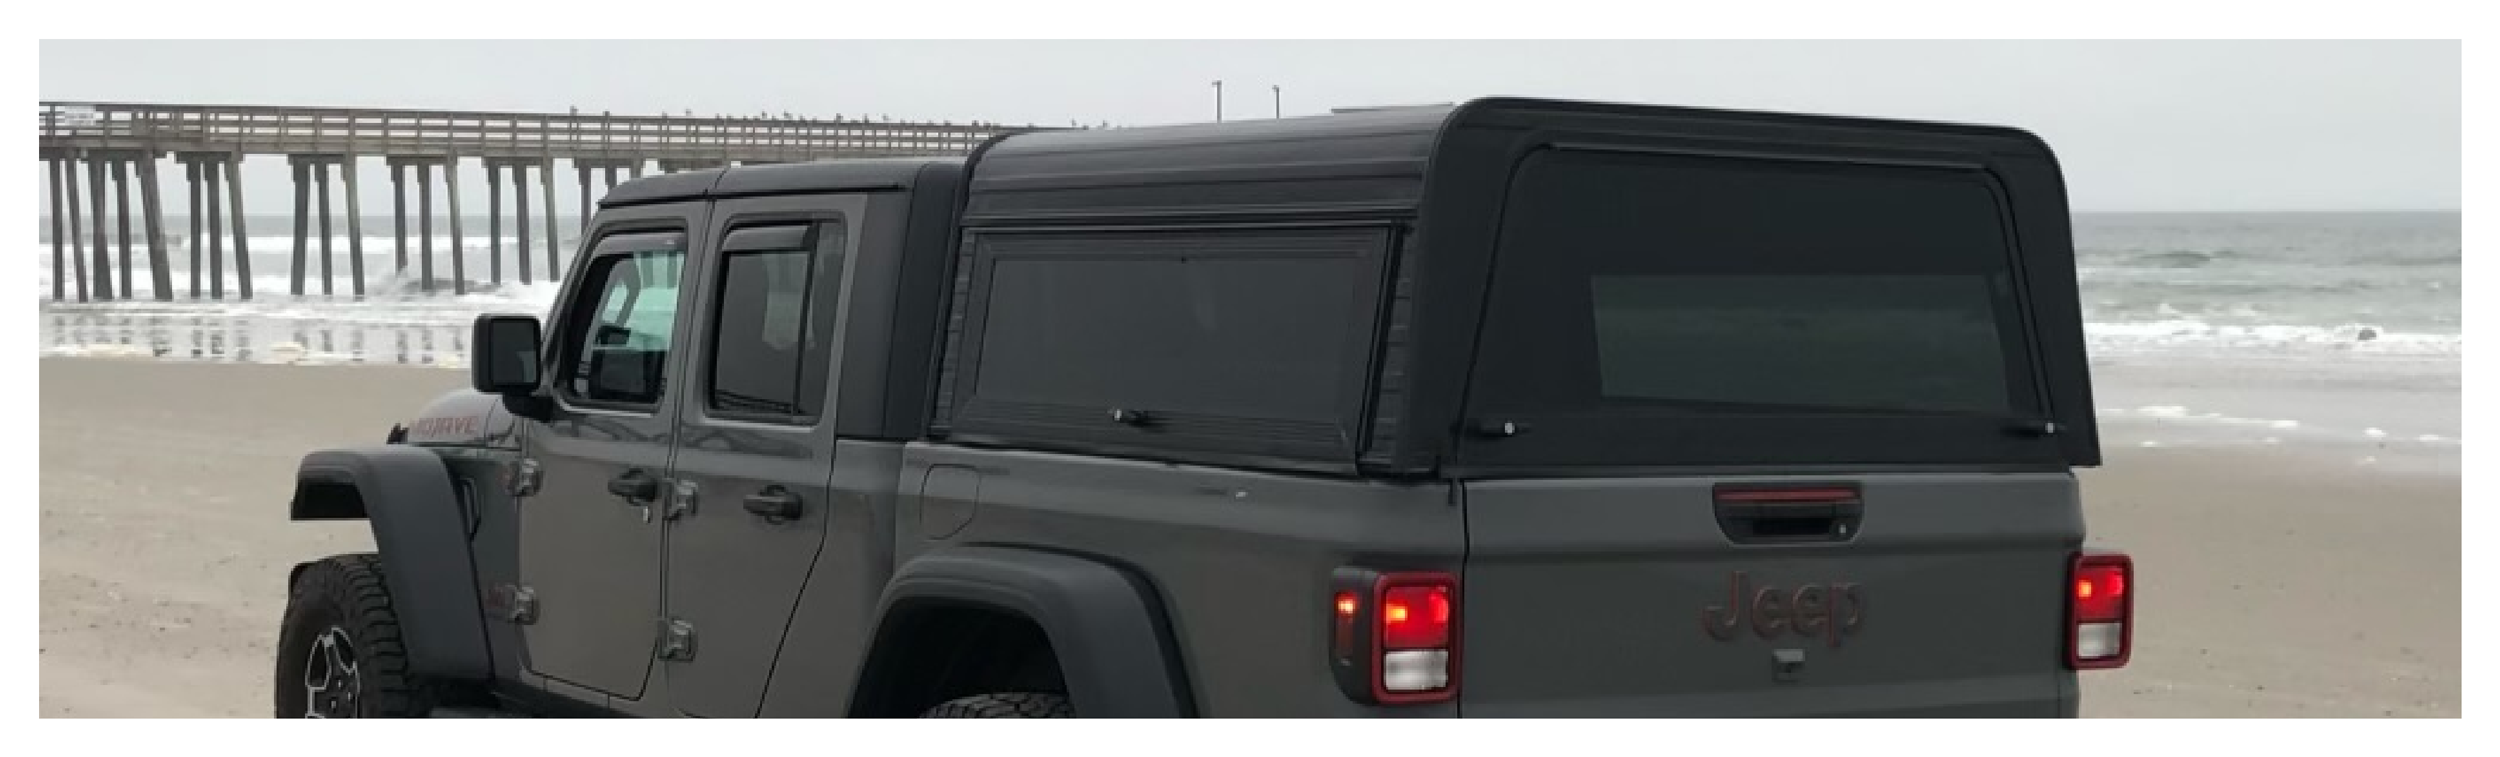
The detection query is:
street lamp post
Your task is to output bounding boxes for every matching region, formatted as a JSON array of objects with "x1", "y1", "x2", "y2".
[
  {"x1": 1272, "y1": 85, "x2": 1282, "y2": 118},
  {"x1": 1212, "y1": 80, "x2": 1225, "y2": 122}
]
